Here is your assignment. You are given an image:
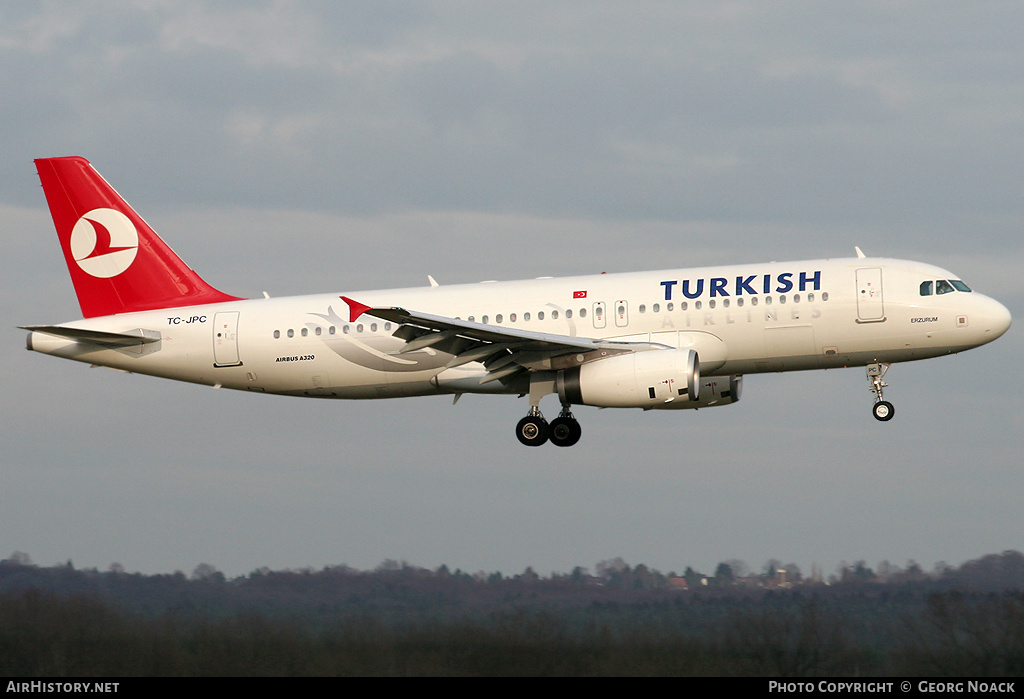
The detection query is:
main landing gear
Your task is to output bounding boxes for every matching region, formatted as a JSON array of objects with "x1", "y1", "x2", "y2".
[
  {"x1": 515, "y1": 407, "x2": 548, "y2": 447},
  {"x1": 550, "y1": 406, "x2": 582, "y2": 447},
  {"x1": 867, "y1": 363, "x2": 895, "y2": 422},
  {"x1": 515, "y1": 404, "x2": 582, "y2": 447}
]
